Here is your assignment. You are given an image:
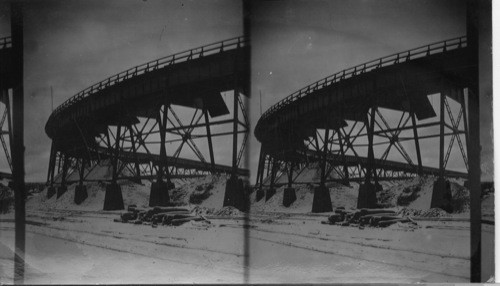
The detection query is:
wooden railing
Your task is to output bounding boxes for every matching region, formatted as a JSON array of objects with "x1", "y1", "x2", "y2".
[
  {"x1": 258, "y1": 36, "x2": 467, "y2": 123},
  {"x1": 50, "y1": 36, "x2": 248, "y2": 119}
]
